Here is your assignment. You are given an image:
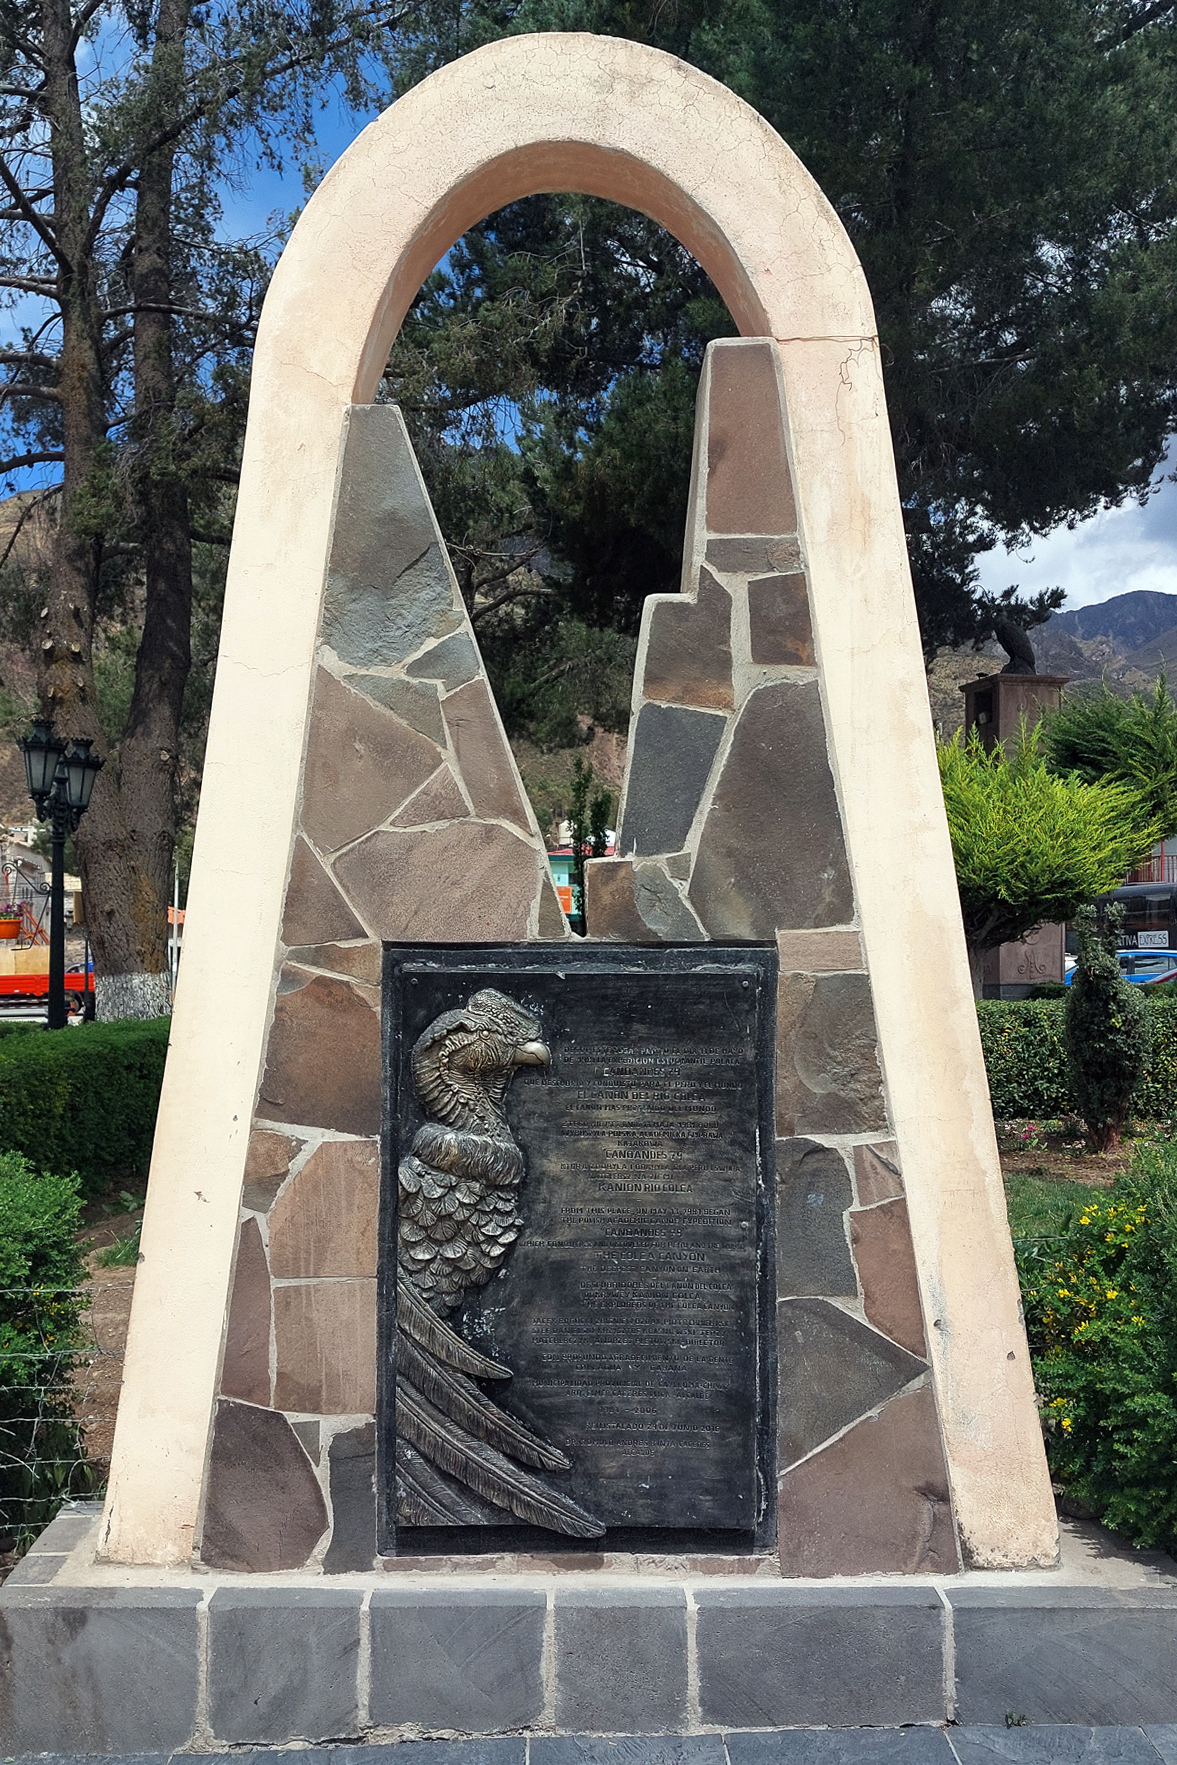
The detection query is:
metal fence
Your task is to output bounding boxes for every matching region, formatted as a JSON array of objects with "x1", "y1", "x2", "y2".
[{"x1": 0, "y1": 1276, "x2": 130, "y2": 1554}]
